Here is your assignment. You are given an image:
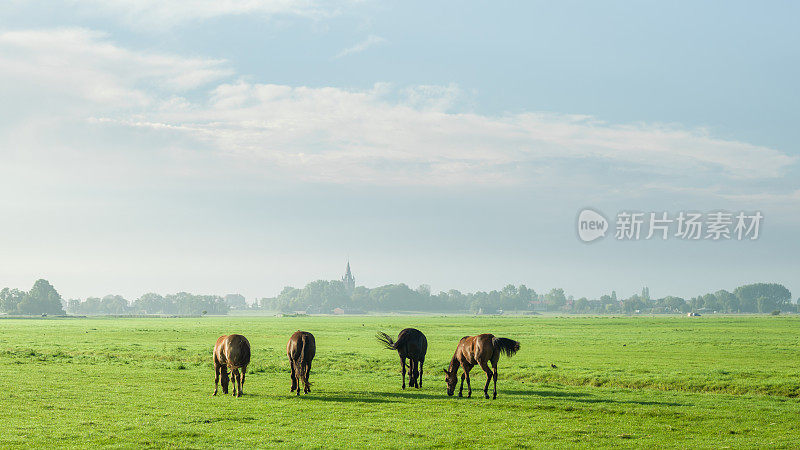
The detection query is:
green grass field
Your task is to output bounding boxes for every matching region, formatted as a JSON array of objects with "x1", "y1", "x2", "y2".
[{"x1": 1, "y1": 315, "x2": 798, "y2": 448}]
